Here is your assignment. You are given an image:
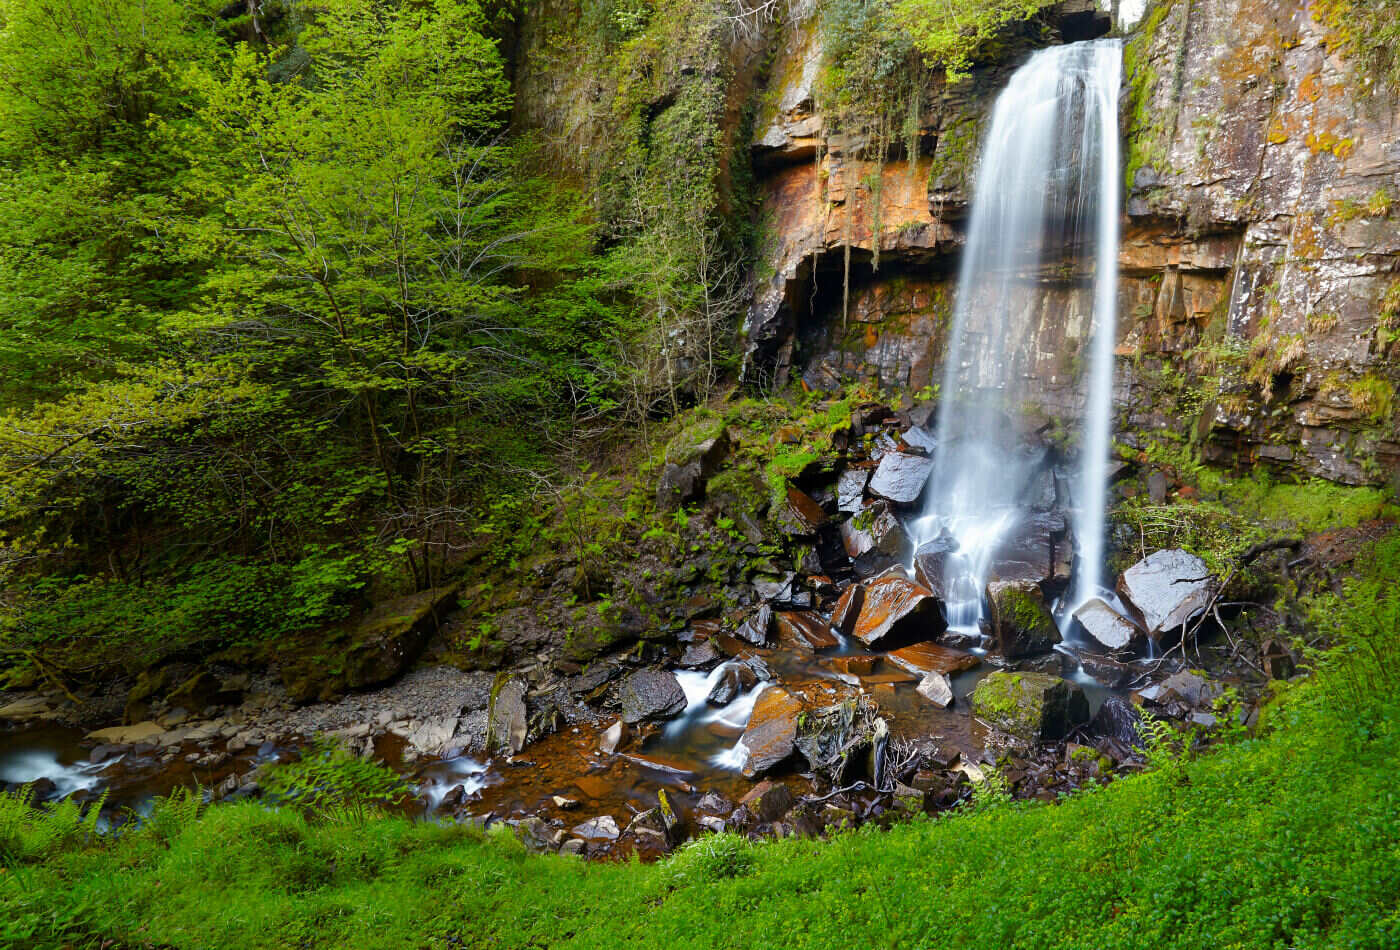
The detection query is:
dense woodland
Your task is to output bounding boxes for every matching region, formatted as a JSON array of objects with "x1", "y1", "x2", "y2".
[{"x1": 2, "y1": 0, "x2": 1400, "y2": 947}]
